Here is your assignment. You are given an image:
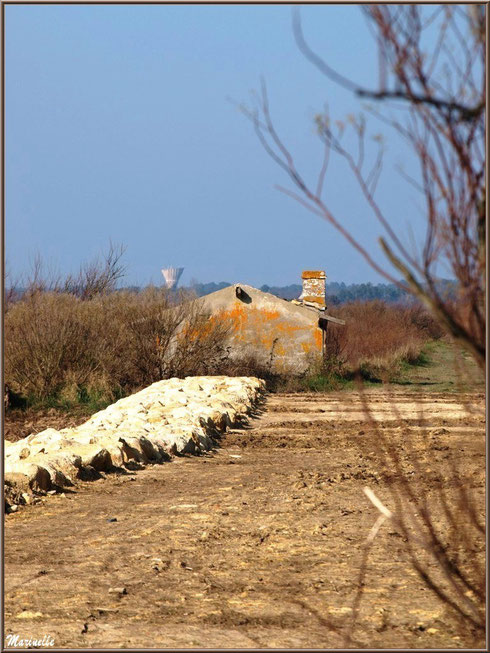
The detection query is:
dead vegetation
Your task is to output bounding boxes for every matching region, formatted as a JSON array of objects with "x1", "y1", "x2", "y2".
[
  {"x1": 243, "y1": 4, "x2": 485, "y2": 645},
  {"x1": 4, "y1": 248, "x2": 236, "y2": 410},
  {"x1": 5, "y1": 245, "x2": 444, "y2": 411},
  {"x1": 323, "y1": 301, "x2": 443, "y2": 382},
  {"x1": 344, "y1": 384, "x2": 485, "y2": 647},
  {"x1": 4, "y1": 286, "x2": 232, "y2": 408}
]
